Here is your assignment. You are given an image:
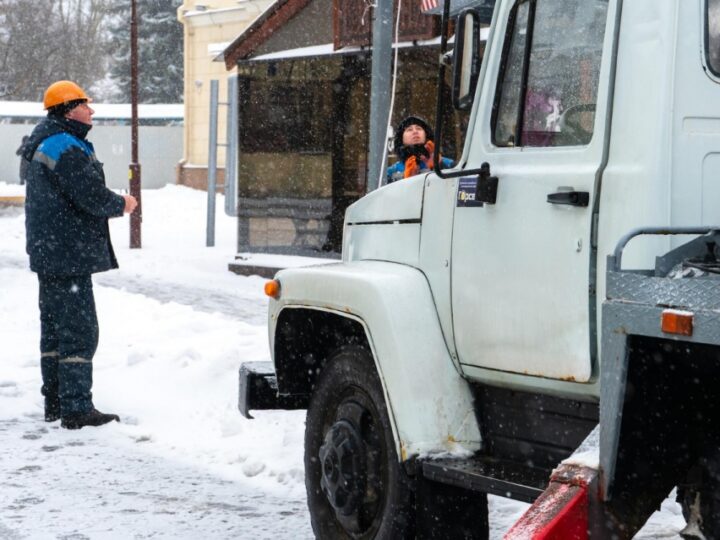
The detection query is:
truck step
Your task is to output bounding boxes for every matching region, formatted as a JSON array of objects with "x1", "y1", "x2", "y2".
[{"x1": 421, "y1": 455, "x2": 550, "y2": 504}]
